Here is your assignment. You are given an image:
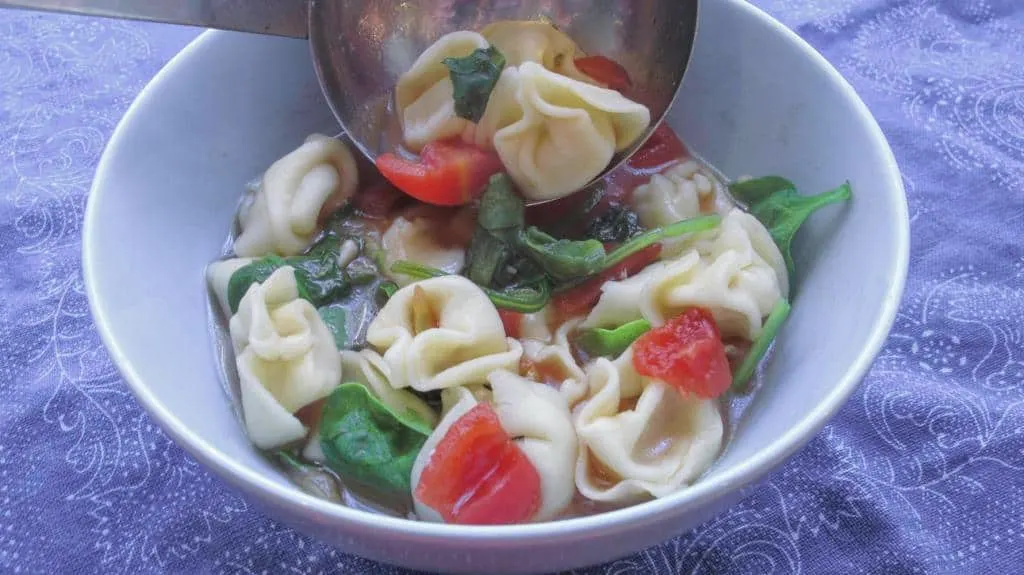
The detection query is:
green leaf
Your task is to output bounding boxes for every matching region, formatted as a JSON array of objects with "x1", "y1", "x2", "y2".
[
  {"x1": 443, "y1": 46, "x2": 506, "y2": 123},
  {"x1": 319, "y1": 383, "x2": 431, "y2": 495},
  {"x1": 344, "y1": 257, "x2": 380, "y2": 285},
  {"x1": 732, "y1": 298, "x2": 791, "y2": 393},
  {"x1": 728, "y1": 176, "x2": 796, "y2": 204},
  {"x1": 586, "y1": 205, "x2": 643, "y2": 243},
  {"x1": 317, "y1": 306, "x2": 348, "y2": 349},
  {"x1": 574, "y1": 319, "x2": 651, "y2": 358},
  {"x1": 274, "y1": 449, "x2": 307, "y2": 472},
  {"x1": 377, "y1": 280, "x2": 398, "y2": 300},
  {"x1": 390, "y1": 260, "x2": 551, "y2": 313},
  {"x1": 477, "y1": 174, "x2": 524, "y2": 236},
  {"x1": 602, "y1": 214, "x2": 722, "y2": 269},
  {"x1": 729, "y1": 178, "x2": 852, "y2": 275},
  {"x1": 466, "y1": 227, "x2": 511, "y2": 286},
  {"x1": 517, "y1": 227, "x2": 607, "y2": 281}
]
